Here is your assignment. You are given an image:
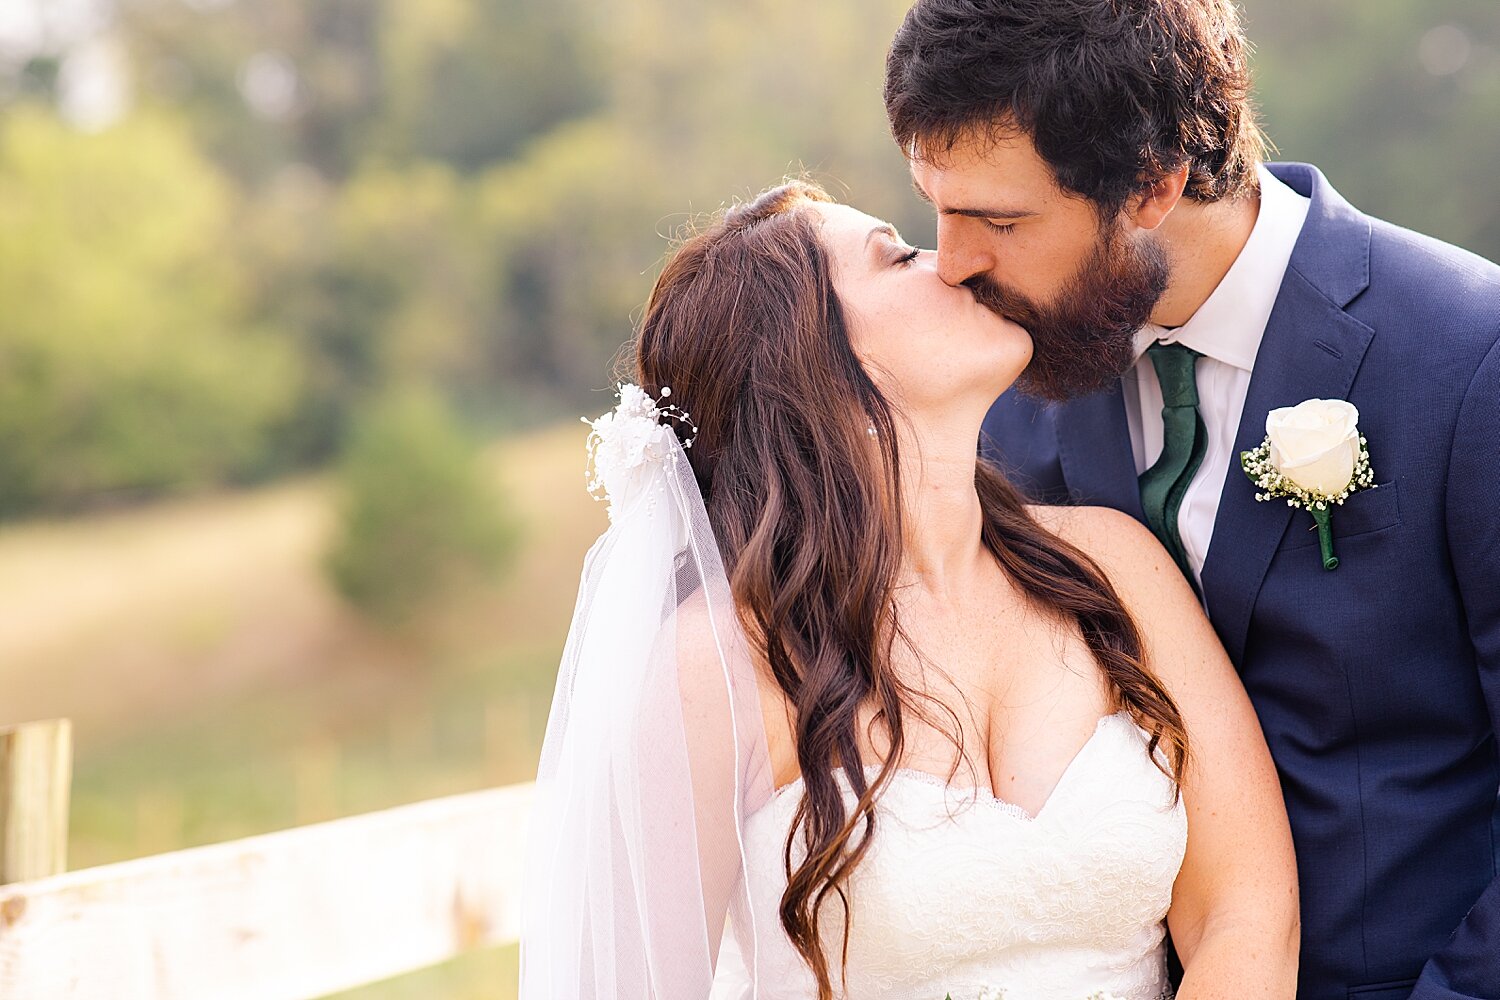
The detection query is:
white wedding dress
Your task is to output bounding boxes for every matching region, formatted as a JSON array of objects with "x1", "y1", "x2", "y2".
[
  {"x1": 713, "y1": 712, "x2": 1187, "y2": 1000},
  {"x1": 522, "y1": 394, "x2": 1190, "y2": 1000}
]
